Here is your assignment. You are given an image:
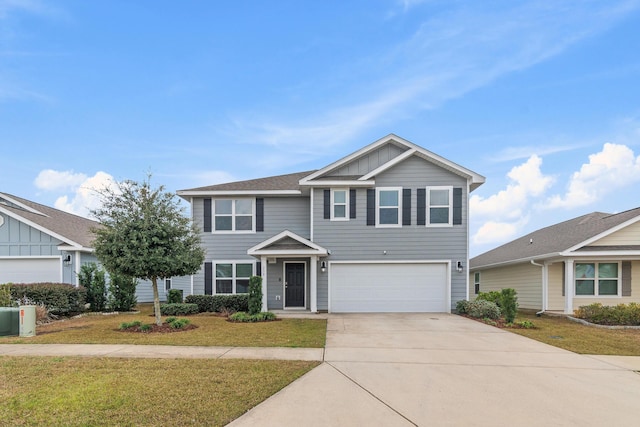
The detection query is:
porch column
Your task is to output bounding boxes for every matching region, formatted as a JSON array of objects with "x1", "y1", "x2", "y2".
[
  {"x1": 74, "y1": 251, "x2": 82, "y2": 286},
  {"x1": 310, "y1": 255, "x2": 318, "y2": 313},
  {"x1": 564, "y1": 259, "x2": 574, "y2": 314},
  {"x1": 260, "y1": 256, "x2": 268, "y2": 312}
]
